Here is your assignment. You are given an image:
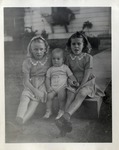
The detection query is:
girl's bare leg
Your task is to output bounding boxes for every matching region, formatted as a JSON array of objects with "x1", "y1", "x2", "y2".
[
  {"x1": 58, "y1": 88, "x2": 66, "y2": 111},
  {"x1": 65, "y1": 90, "x2": 75, "y2": 111},
  {"x1": 23, "y1": 100, "x2": 39, "y2": 124},
  {"x1": 55, "y1": 87, "x2": 91, "y2": 136},
  {"x1": 66, "y1": 88, "x2": 90, "y2": 116},
  {"x1": 16, "y1": 95, "x2": 30, "y2": 123}
]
